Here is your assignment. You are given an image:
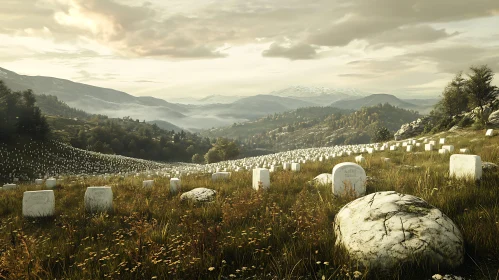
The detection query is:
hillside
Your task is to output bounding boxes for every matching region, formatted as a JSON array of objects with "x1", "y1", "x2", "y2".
[
  {"x1": 0, "y1": 128, "x2": 498, "y2": 279},
  {"x1": 204, "y1": 103, "x2": 421, "y2": 151},
  {"x1": 330, "y1": 94, "x2": 435, "y2": 113}
]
